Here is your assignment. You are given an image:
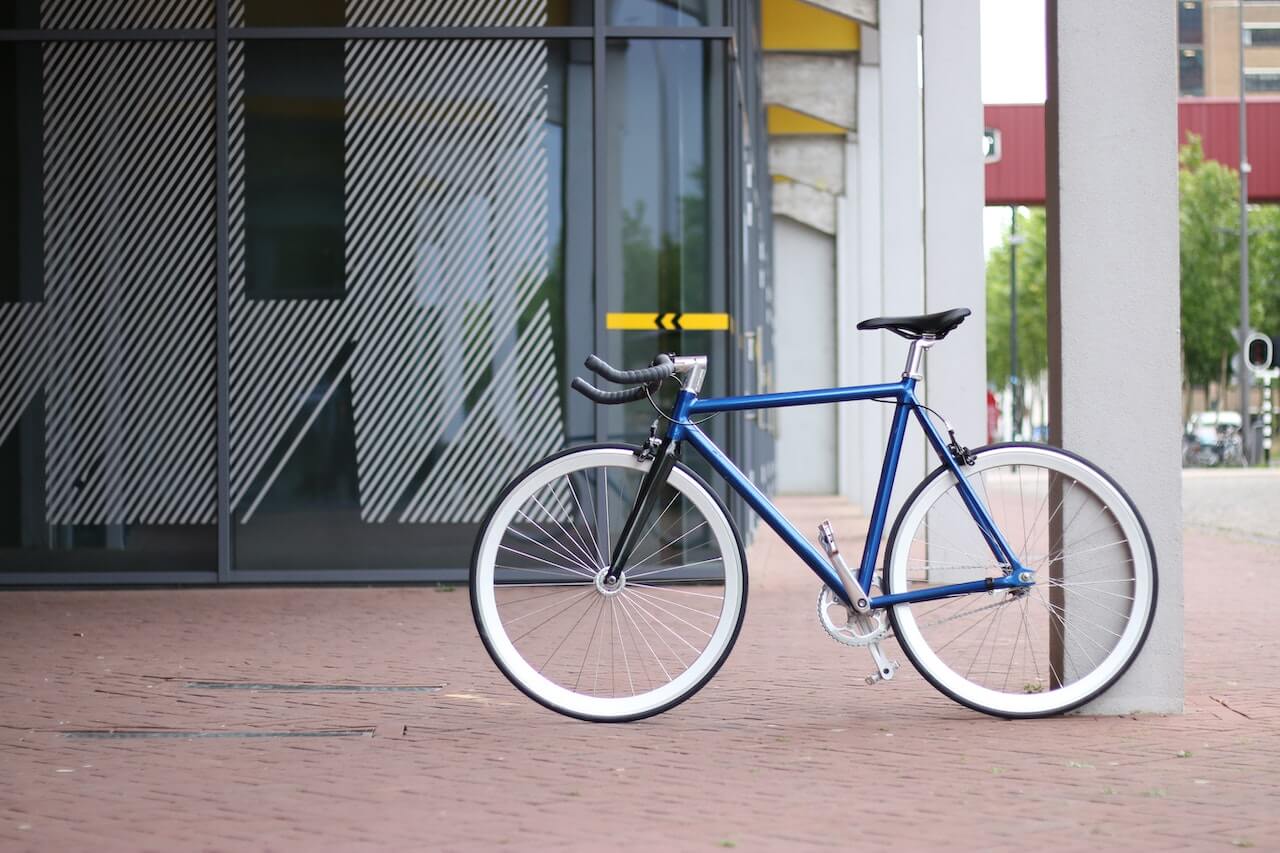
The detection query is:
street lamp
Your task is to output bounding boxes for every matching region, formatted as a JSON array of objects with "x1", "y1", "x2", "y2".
[
  {"x1": 1009, "y1": 206, "x2": 1026, "y2": 441},
  {"x1": 1238, "y1": 0, "x2": 1252, "y2": 461}
]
